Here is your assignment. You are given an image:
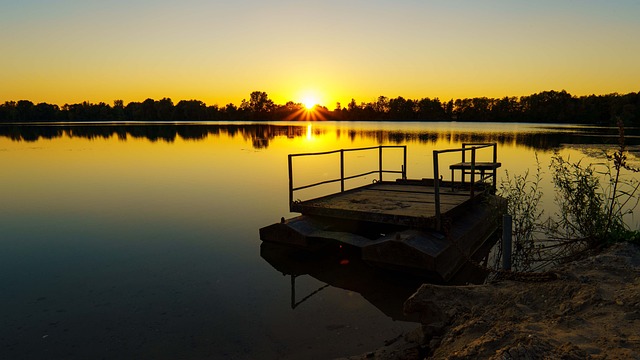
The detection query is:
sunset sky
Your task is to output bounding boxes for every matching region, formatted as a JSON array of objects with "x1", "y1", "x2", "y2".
[{"x1": 1, "y1": 0, "x2": 639, "y2": 108}]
